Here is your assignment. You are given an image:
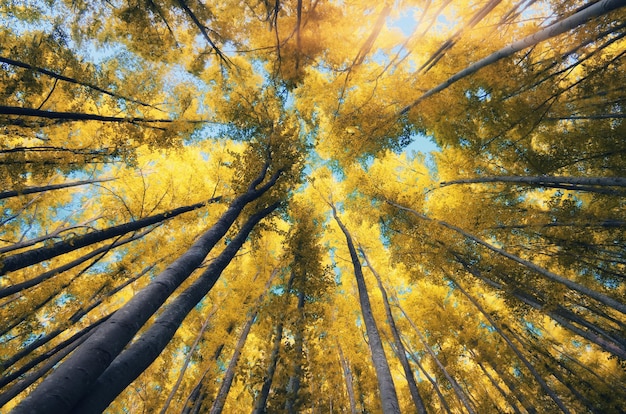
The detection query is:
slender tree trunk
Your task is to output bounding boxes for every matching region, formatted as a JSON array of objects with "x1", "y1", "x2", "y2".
[
  {"x1": 399, "y1": 0, "x2": 626, "y2": 115},
  {"x1": 446, "y1": 274, "x2": 571, "y2": 413},
  {"x1": 255, "y1": 271, "x2": 298, "y2": 414},
  {"x1": 453, "y1": 253, "x2": 626, "y2": 359},
  {"x1": 439, "y1": 175, "x2": 626, "y2": 195},
  {"x1": 470, "y1": 350, "x2": 522, "y2": 414},
  {"x1": 486, "y1": 358, "x2": 537, "y2": 414},
  {"x1": 396, "y1": 303, "x2": 477, "y2": 414},
  {"x1": 0, "y1": 216, "x2": 102, "y2": 255},
  {"x1": 181, "y1": 333, "x2": 232, "y2": 414},
  {"x1": 359, "y1": 246, "x2": 428, "y2": 414},
  {"x1": 0, "y1": 196, "x2": 221, "y2": 276},
  {"x1": 1, "y1": 262, "x2": 153, "y2": 370},
  {"x1": 387, "y1": 200, "x2": 626, "y2": 315},
  {"x1": 0, "y1": 312, "x2": 113, "y2": 390},
  {"x1": 159, "y1": 304, "x2": 218, "y2": 414},
  {"x1": 405, "y1": 345, "x2": 453, "y2": 414},
  {"x1": 336, "y1": 341, "x2": 358, "y2": 414},
  {"x1": 252, "y1": 323, "x2": 284, "y2": 414},
  {"x1": 0, "y1": 56, "x2": 158, "y2": 109},
  {"x1": 284, "y1": 289, "x2": 305, "y2": 413},
  {"x1": 0, "y1": 228, "x2": 154, "y2": 298},
  {"x1": 209, "y1": 269, "x2": 279, "y2": 414},
  {"x1": 0, "y1": 177, "x2": 115, "y2": 200},
  {"x1": 70, "y1": 202, "x2": 281, "y2": 413},
  {"x1": 331, "y1": 205, "x2": 401, "y2": 414},
  {"x1": 12, "y1": 166, "x2": 280, "y2": 414},
  {"x1": 0, "y1": 105, "x2": 188, "y2": 124}
]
